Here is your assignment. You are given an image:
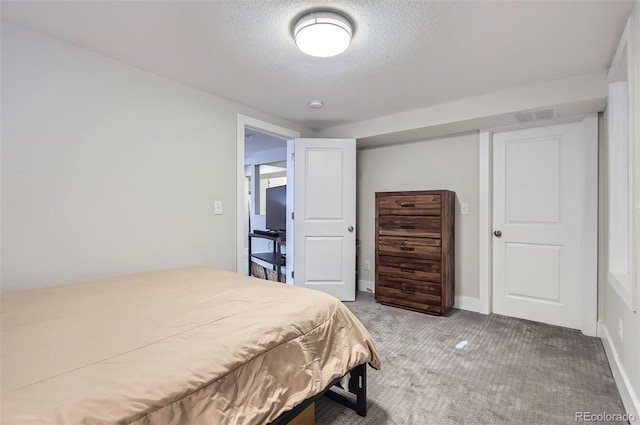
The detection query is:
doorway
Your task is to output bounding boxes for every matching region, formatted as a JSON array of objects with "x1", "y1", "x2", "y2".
[{"x1": 236, "y1": 115, "x2": 300, "y2": 281}]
